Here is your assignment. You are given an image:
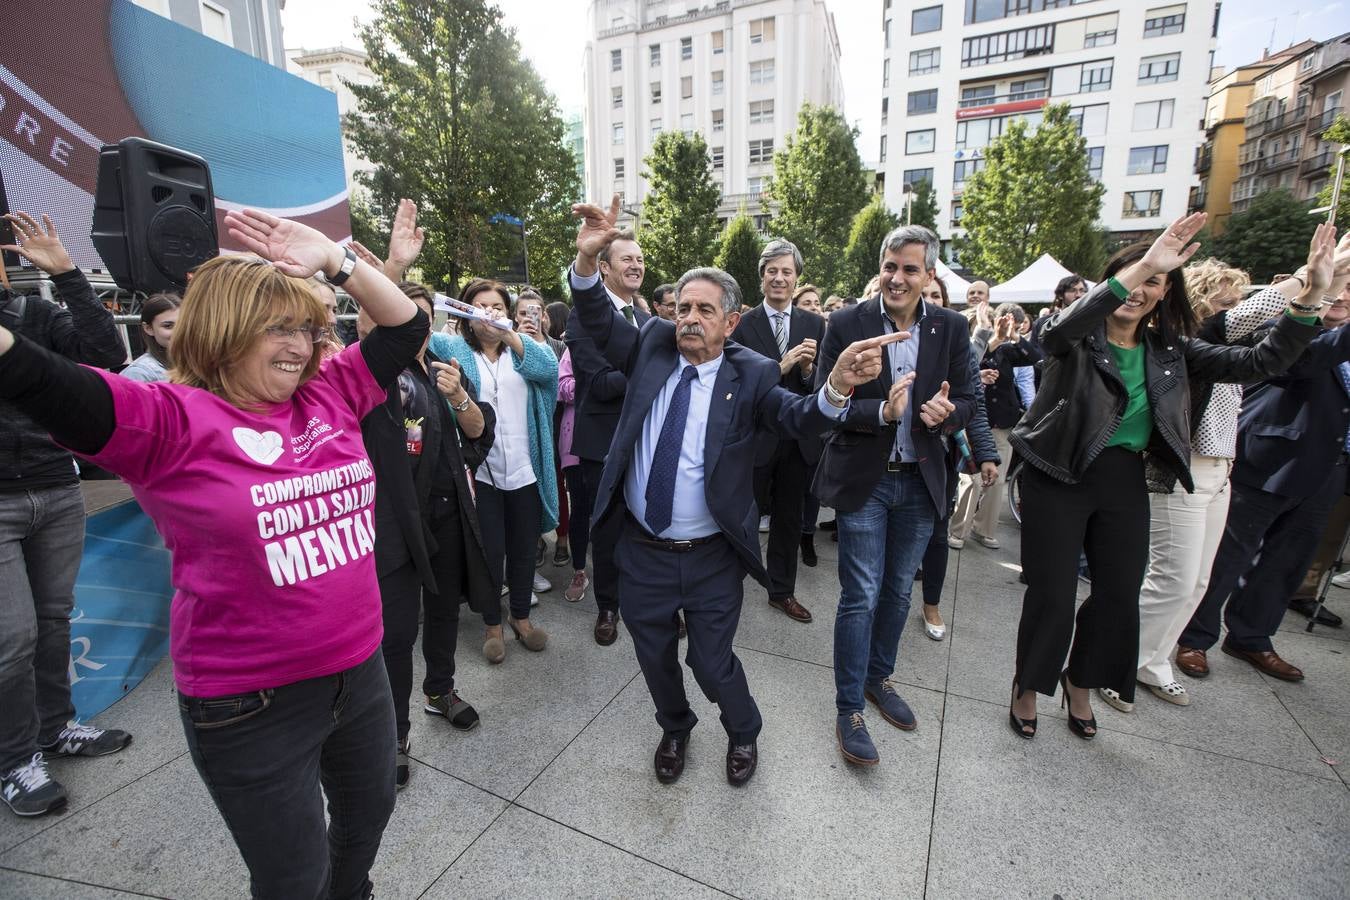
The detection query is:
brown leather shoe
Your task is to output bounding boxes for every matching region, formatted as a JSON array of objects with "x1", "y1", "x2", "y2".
[
  {"x1": 594, "y1": 609, "x2": 619, "y2": 646},
  {"x1": 769, "y1": 596, "x2": 813, "y2": 623},
  {"x1": 654, "y1": 733, "x2": 688, "y2": 784},
  {"x1": 1222, "y1": 643, "x2": 1304, "y2": 682},
  {"x1": 726, "y1": 741, "x2": 757, "y2": 786},
  {"x1": 1174, "y1": 646, "x2": 1209, "y2": 679}
]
